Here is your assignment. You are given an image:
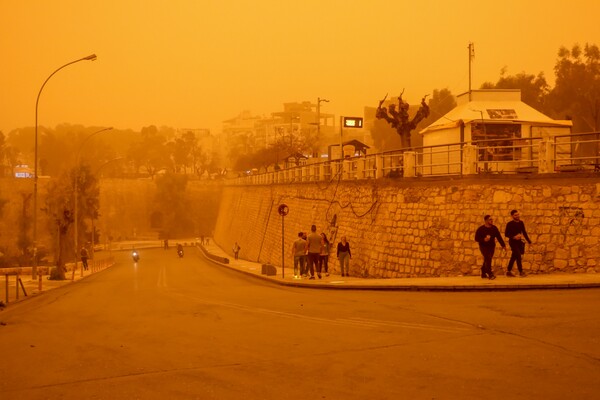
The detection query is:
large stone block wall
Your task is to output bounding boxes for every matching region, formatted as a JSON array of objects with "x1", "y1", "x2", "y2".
[
  {"x1": 213, "y1": 175, "x2": 600, "y2": 277},
  {"x1": 97, "y1": 179, "x2": 157, "y2": 241},
  {"x1": 97, "y1": 179, "x2": 222, "y2": 242},
  {"x1": 4, "y1": 175, "x2": 599, "y2": 276}
]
